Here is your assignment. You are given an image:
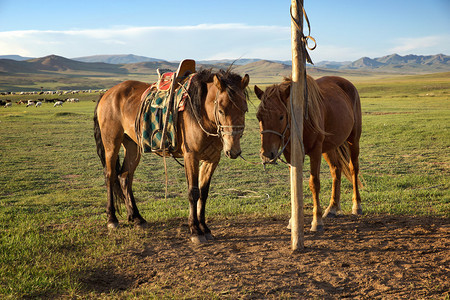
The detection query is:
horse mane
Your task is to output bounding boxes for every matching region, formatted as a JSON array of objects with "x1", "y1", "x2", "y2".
[
  {"x1": 260, "y1": 75, "x2": 326, "y2": 135},
  {"x1": 303, "y1": 75, "x2": 327, "y2": 135},
  {"x1": 187, "y1": 69, "x2": 248, "y2": 116}
]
